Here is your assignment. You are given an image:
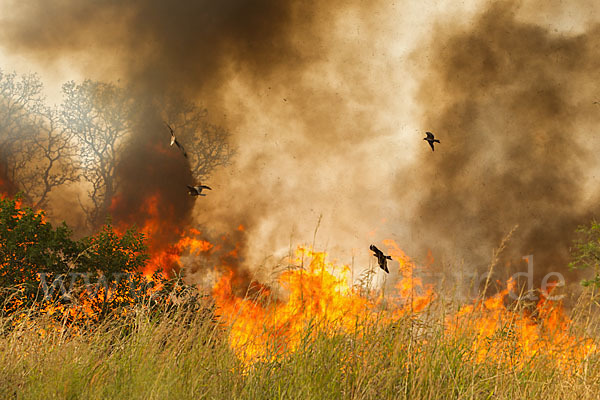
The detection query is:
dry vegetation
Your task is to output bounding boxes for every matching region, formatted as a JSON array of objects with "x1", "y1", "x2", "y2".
[{"x1": 1, "y1": 285, "x2": 600, "y2": 400}]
